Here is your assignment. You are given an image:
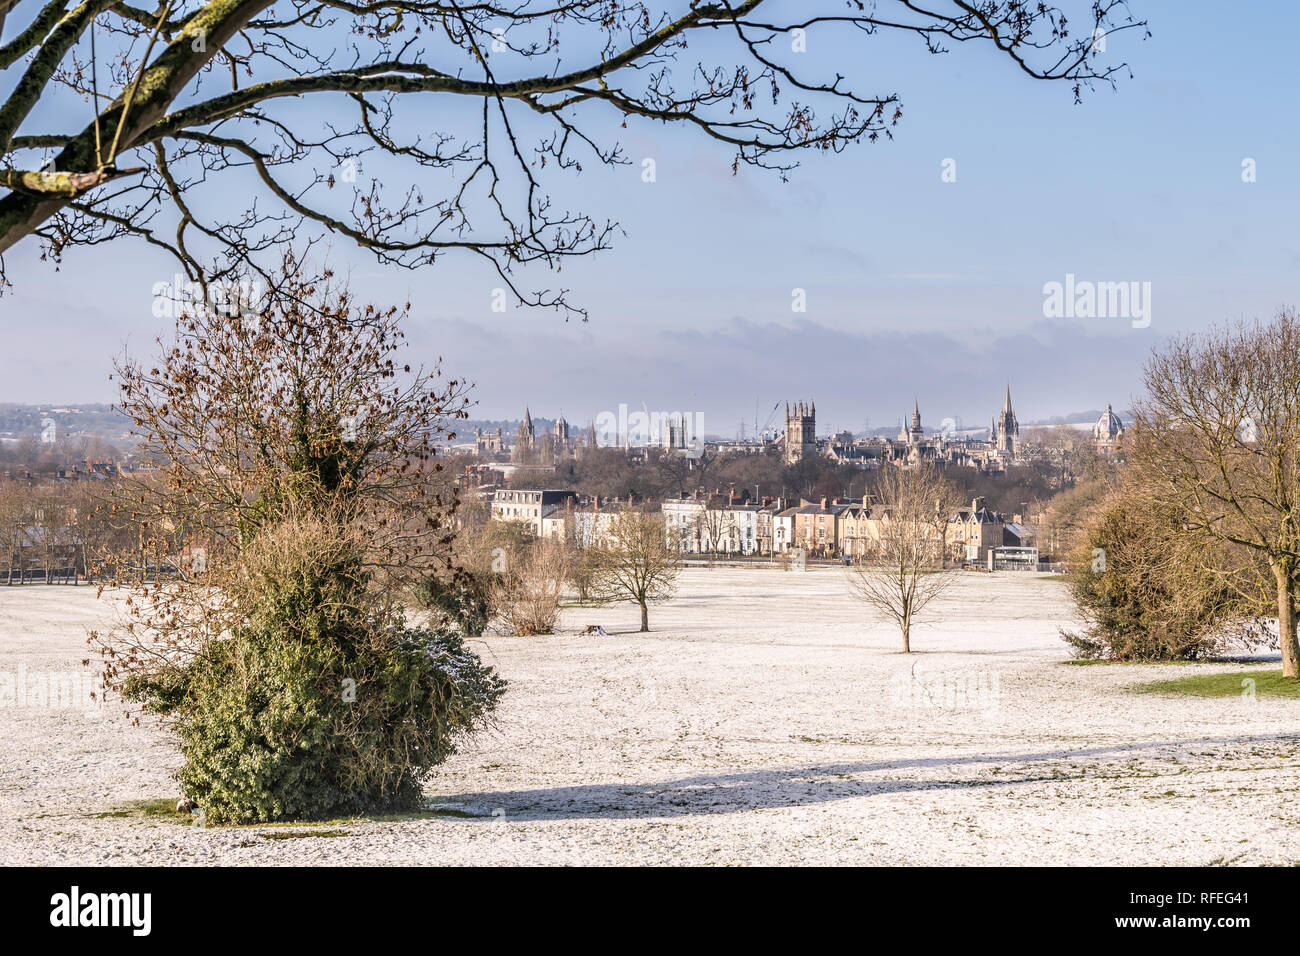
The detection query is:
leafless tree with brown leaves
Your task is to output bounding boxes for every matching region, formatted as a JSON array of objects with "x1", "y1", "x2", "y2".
[
  {"x1": 1131, "y1": 310, "x2": 1300, "y2": 678},
  {"x1": 88, "y1": 255, "x2": 471, "y2": 707}
]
